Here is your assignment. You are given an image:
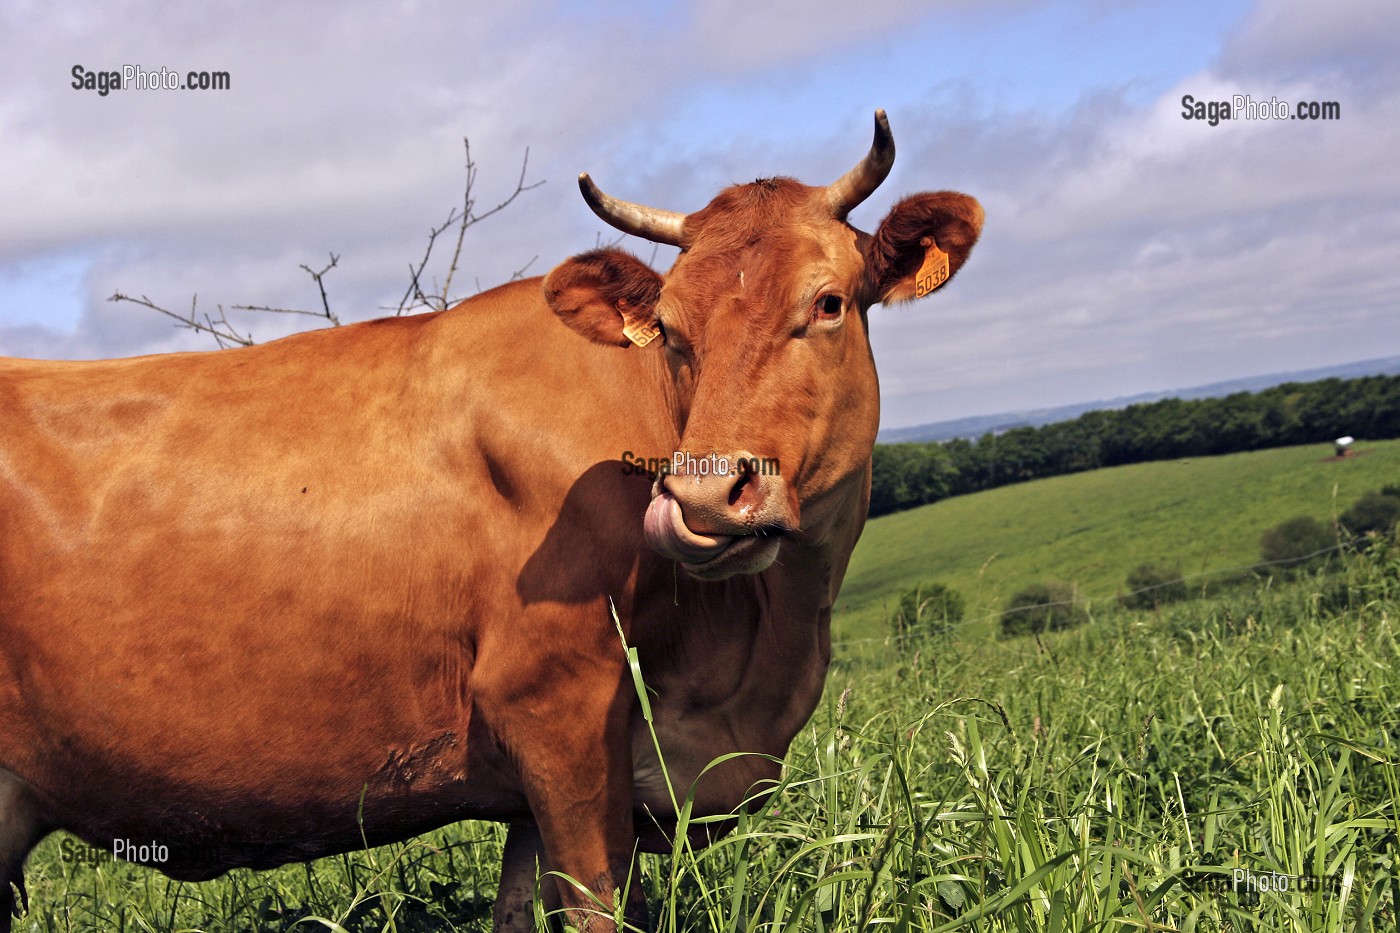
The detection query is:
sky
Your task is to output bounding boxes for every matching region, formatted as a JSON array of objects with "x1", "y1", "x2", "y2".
[{"x1": 1, "y1": 0, "x2": 1396, "y2": 430}]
